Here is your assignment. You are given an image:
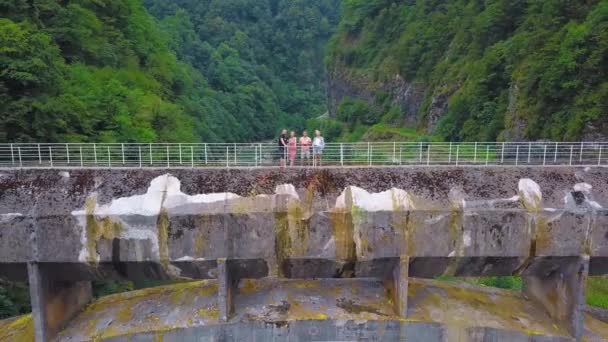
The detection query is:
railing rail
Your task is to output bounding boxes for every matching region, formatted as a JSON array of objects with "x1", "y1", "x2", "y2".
[{"x1": 0, "y1": 142, "x2": 606, "y2": 168}]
